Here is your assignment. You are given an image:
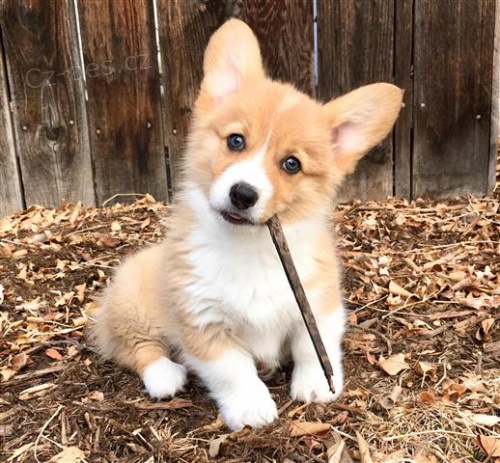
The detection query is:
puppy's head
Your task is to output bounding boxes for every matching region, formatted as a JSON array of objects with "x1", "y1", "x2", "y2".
[{"x1": 184, "y1": 19, "x2": 403, "y2": 226}]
